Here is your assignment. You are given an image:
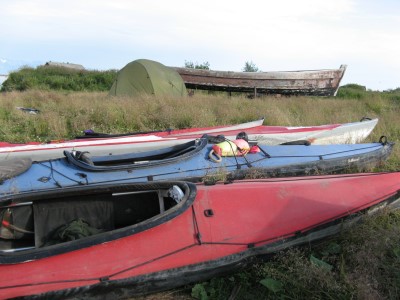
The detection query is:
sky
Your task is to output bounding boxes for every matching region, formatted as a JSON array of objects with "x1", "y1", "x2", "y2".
[{"x1": 1, "y1": 0, "x2": 399, "y2": 90}]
